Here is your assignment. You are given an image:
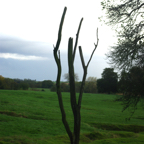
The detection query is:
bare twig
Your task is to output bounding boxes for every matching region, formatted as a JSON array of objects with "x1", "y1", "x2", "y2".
[
  {"x1": 73, "y1": 18, "x2": 83, "y2": 62},
  {"x1": 87, "y1": 28, "x2": 99, "y2": 67},
  {"x1": 78, "y1": 28, "x2": 99, "y2": 108},
  {"x1": 79, "y1": 46, "x2": 86, "y2": 69}
]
